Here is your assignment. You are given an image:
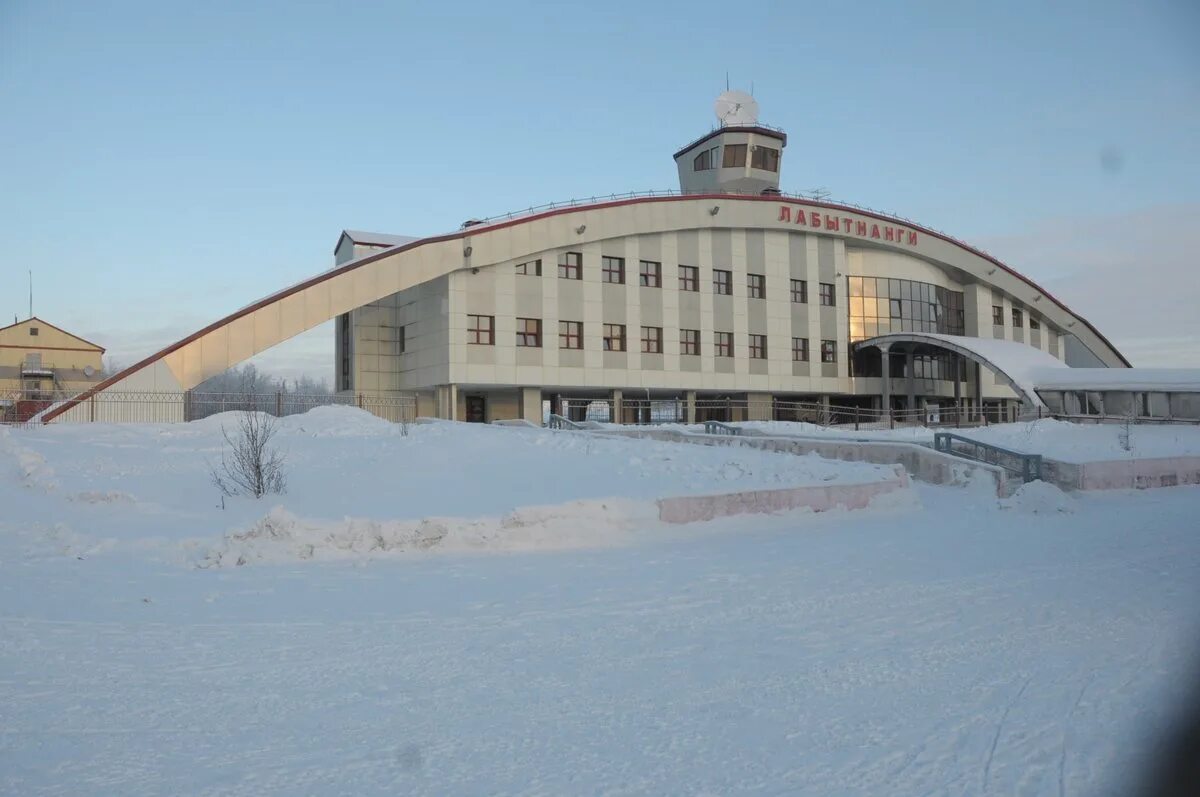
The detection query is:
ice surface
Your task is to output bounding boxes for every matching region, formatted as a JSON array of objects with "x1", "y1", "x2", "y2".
[{"x1": 2, "y1": 410, "x2": 1199, "y2": 795}]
